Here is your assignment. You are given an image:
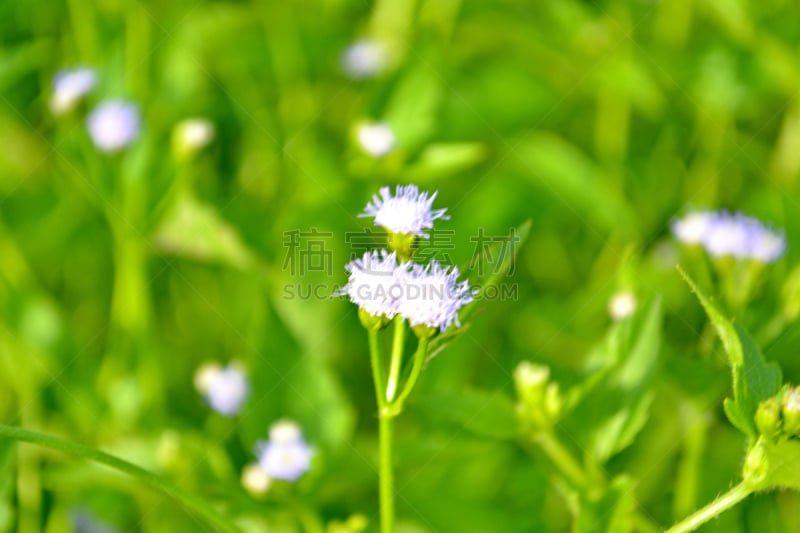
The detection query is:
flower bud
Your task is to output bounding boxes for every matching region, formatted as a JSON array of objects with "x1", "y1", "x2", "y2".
[
  {"x1": 387, "y1": 231, "x2": 417, "y2": 262},
  {"x1": 514, "y1": 362, "x2": 559, "y2": 431},
  {"x1": 356, "y1": 121, "x2": 395, "y2": 158},
  {"x1": 608, "y1": 291, "x2": 636, "y2": 321},
  {"x1": 193, "y1": 362, "x2": 222, "y2": 393},
  {"x1": 782, "y1": 386, "x2": 800, "y2": 437},
  {"x1": 241, "y1": 463, "x2": 271, "y2": 496},
  {"x1": 755, "y1": 397, "x2": 782, "y2": 440},
  {"x1": 743, "y1": 442, "x2": 769, "y2": 485},
  {"x1": 358, "y1": 307, "x2": 391, "y2": 332},
  {"x1": 172, "y1": 118, "x2": 215, "y2": 161},
  {"x1": 413, "y1": 324, "x2": 437, "y2": 340}
]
